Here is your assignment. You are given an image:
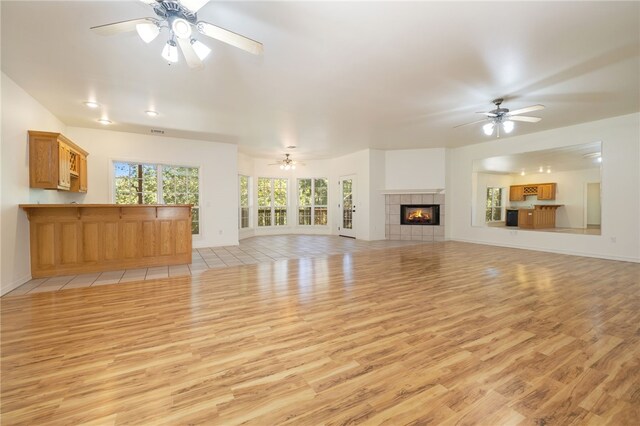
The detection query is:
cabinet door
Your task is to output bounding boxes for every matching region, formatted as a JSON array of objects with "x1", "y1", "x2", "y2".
[
  {"x1": 538, "y1": 184, "x2": 556, "y2": 200},
  {"x1": 79, "y1": 155, "x2": 88, "y2": 192},
  {"x1": 29, "y1": 135, "x2": 58, "y2": 188},
  {"x1": 58, "y1": 144, "x2": 69, "y2": 189},
  {"x1": 509, "y1": 186, "x2": 524, "y2": 201}
]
